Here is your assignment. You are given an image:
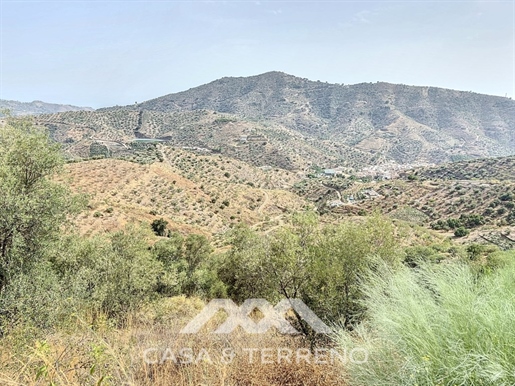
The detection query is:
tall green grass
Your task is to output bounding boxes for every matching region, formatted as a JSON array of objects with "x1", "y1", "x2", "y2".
[{"x1": 335, "y1": 259, "x2": 515, "y2": 386}]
